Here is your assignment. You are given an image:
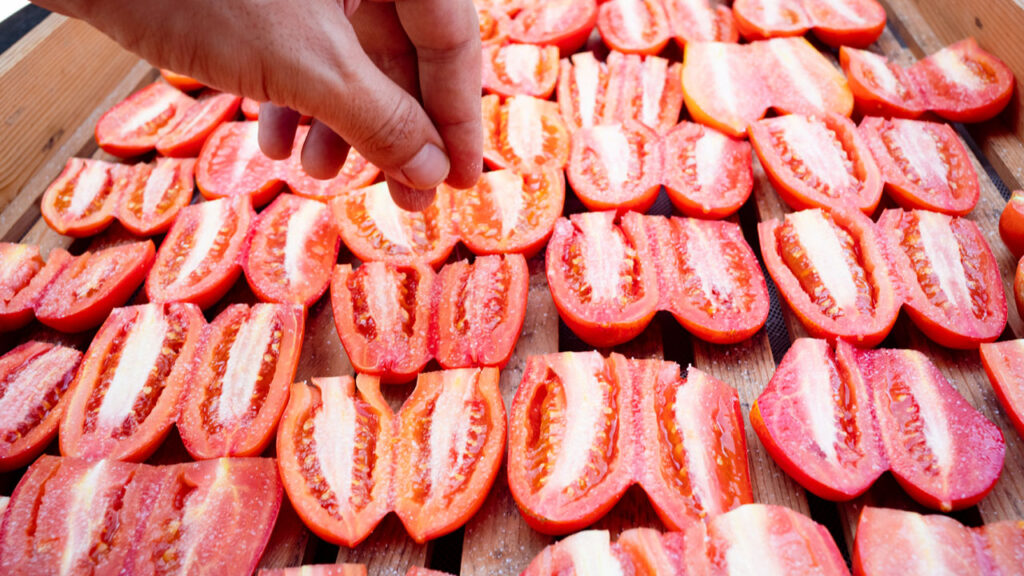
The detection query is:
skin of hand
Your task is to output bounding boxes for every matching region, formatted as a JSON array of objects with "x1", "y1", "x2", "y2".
[{"x1": 33, "y1": 0, "x2": 483, "y2": 209}]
